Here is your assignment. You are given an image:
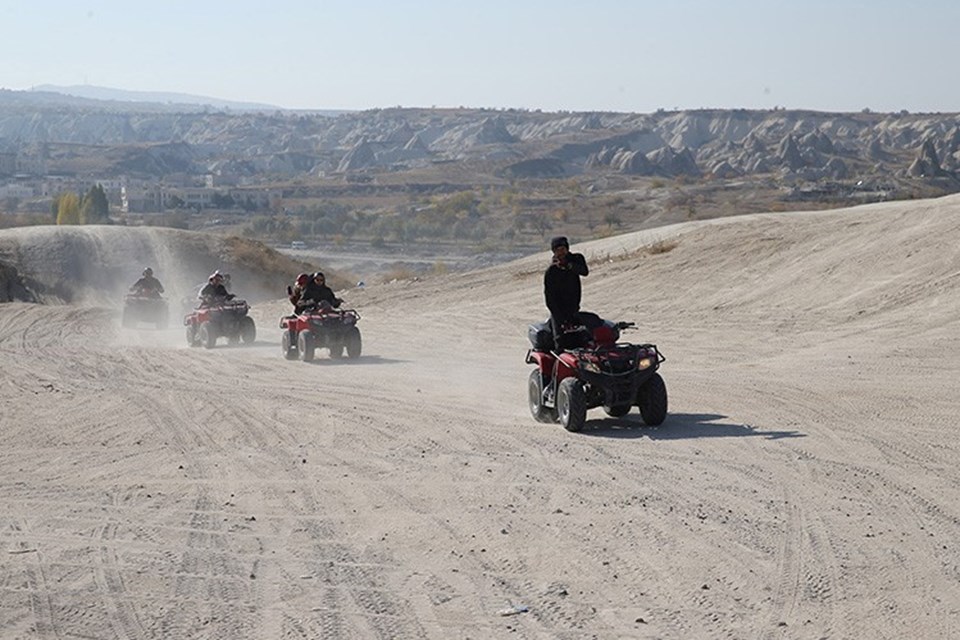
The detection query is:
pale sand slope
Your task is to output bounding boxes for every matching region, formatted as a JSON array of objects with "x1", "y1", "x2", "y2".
[{"x1": 2, "y1": 194, "x2": 960, "y2": 639}]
